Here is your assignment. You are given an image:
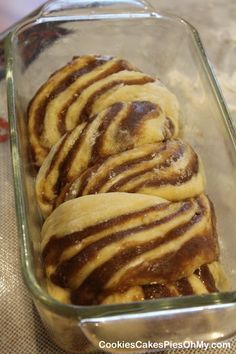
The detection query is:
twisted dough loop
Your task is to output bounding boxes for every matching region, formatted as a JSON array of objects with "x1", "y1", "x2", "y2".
[
  {"x1": 58, "y1": 139, "x2": 205, "y2": 205},
  {"x1": 36, "y1": 101, "x2": 181, "y2": 218},
  {"x1": 41, "y1": 193, "x2": 221, "y2": 305},
  {"x1": 28, "y1": 55, "x2": 178, "y2": 166}
]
